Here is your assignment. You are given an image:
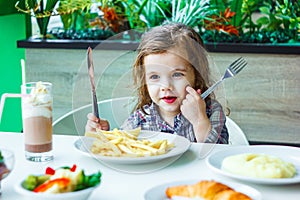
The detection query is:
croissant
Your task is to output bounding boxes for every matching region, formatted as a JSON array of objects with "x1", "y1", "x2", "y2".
[{"x1": 165, "y1": 180, "x2": 251, "y2": 200}]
